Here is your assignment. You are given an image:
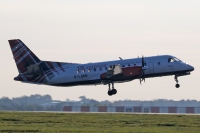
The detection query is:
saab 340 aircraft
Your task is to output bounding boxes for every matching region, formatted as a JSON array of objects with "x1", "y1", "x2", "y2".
[{"x1": 8, "y1": 39, "x2": 194, "y2": 96}]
